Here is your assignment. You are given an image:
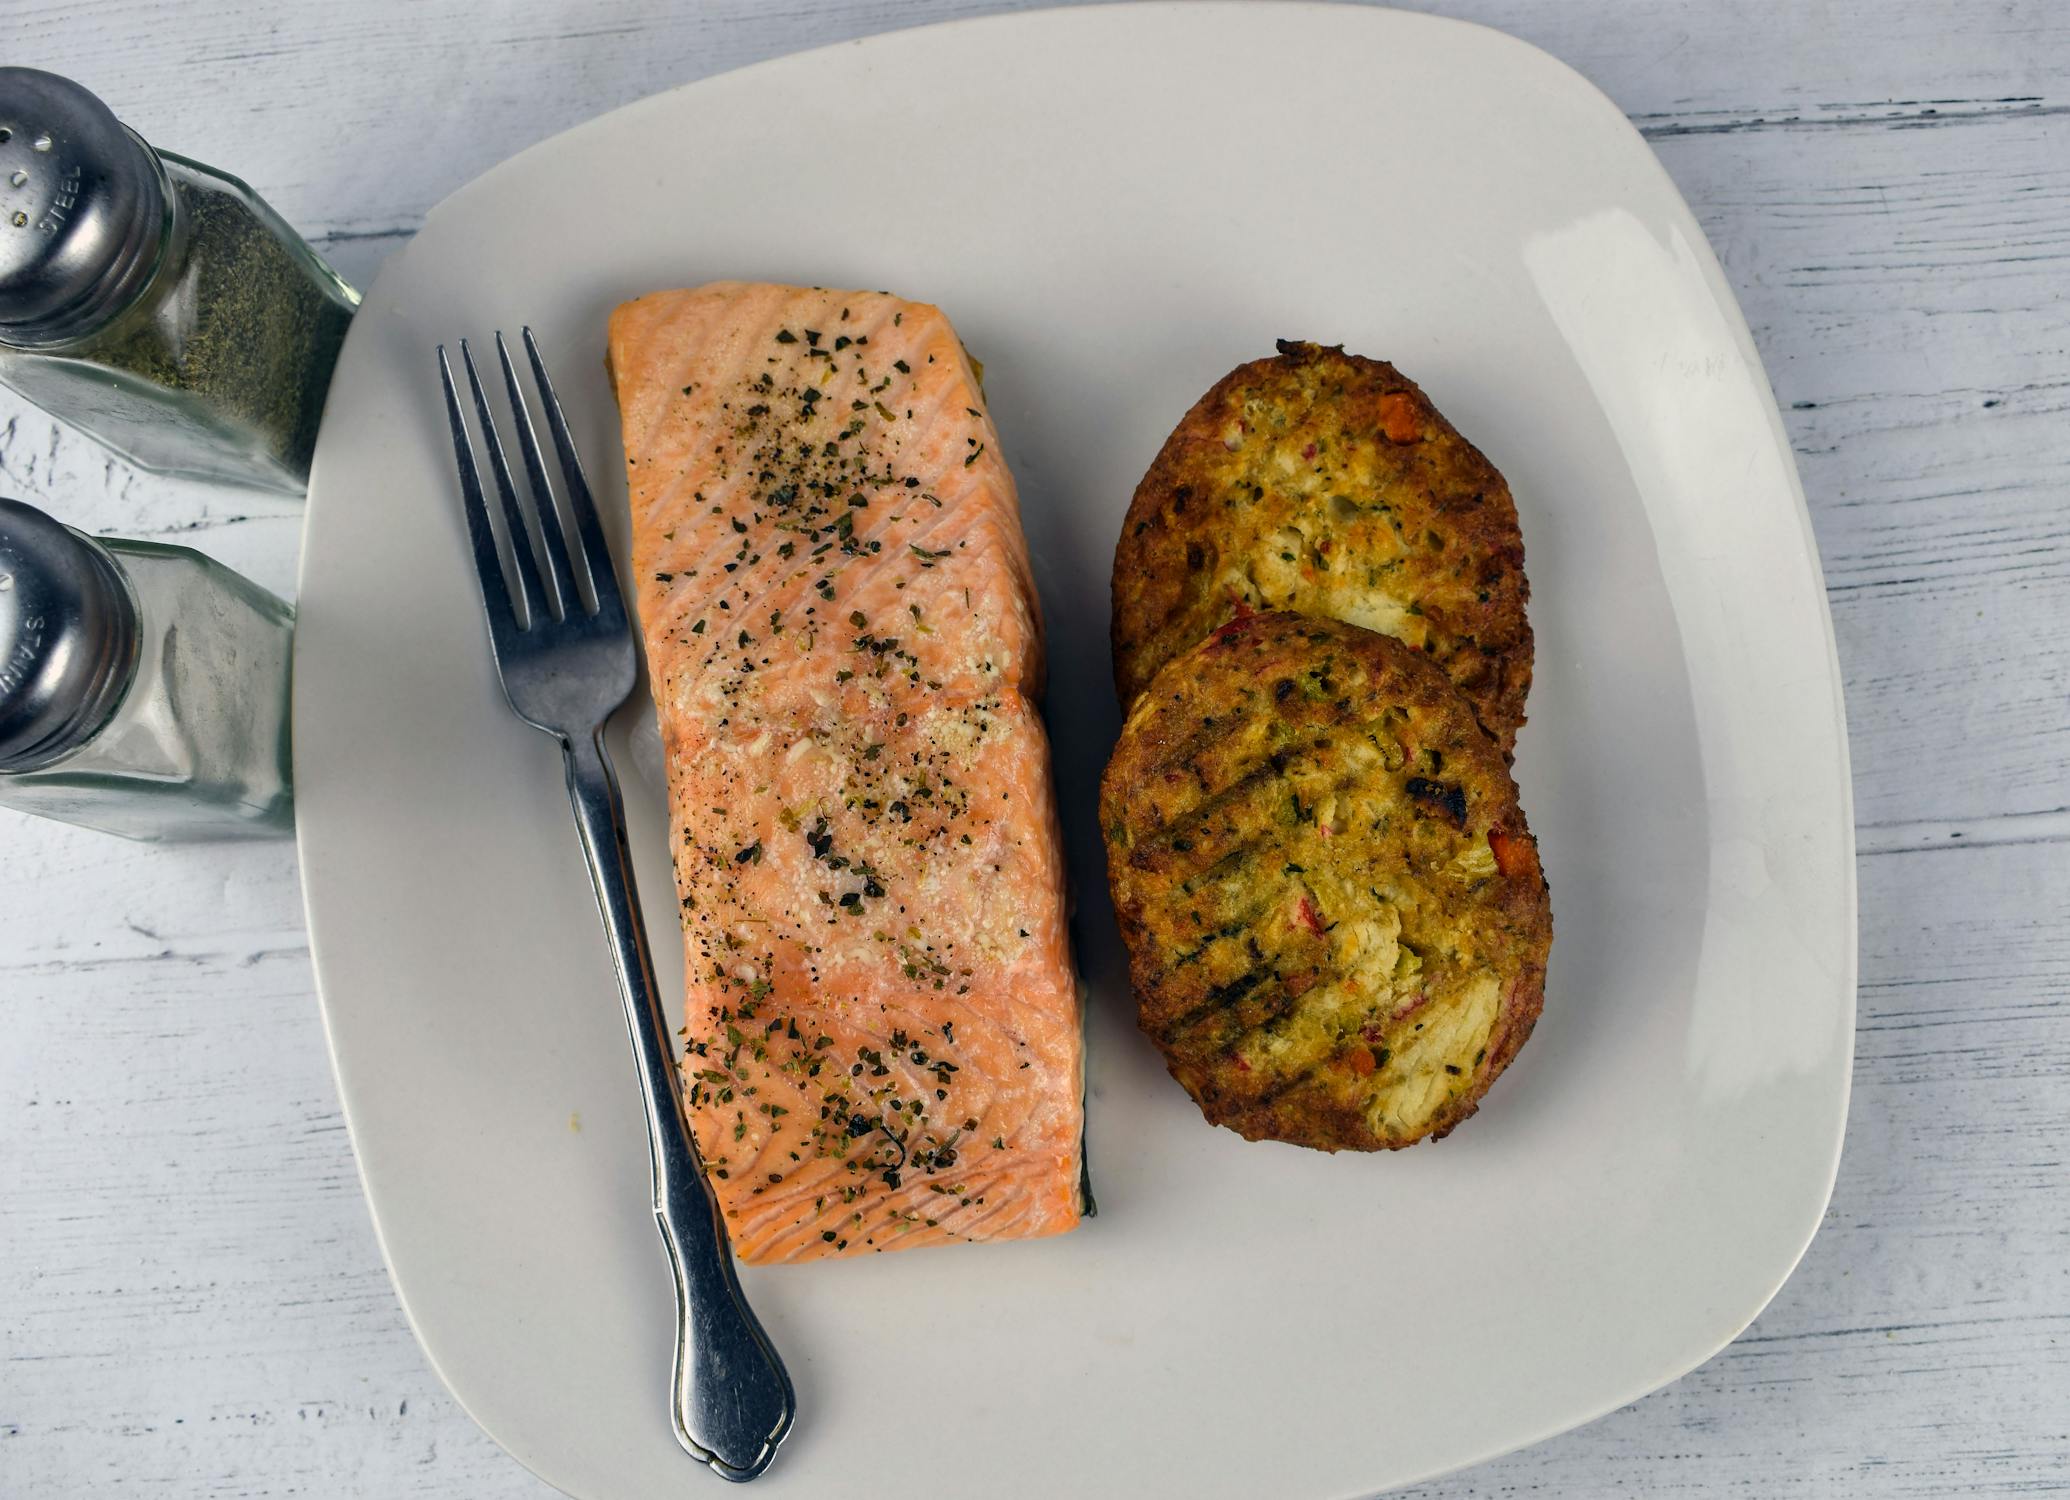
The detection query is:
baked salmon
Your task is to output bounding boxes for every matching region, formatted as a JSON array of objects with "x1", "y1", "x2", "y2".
[{"x1": 608, "y1": 282, "x2": 1085, "y2": 1264}]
